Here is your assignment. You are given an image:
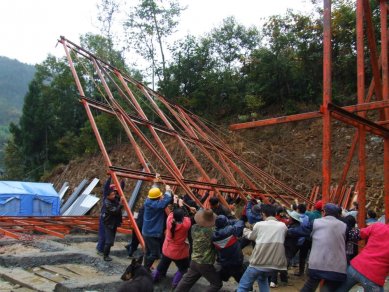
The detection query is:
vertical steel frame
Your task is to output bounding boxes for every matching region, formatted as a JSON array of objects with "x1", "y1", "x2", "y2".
[
  {"x1": 322, "y1": 0, "x2": 332, "y2": 203},
  {"x1": 230, "y1": 1, "x2": 389, "y2": 223}
]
